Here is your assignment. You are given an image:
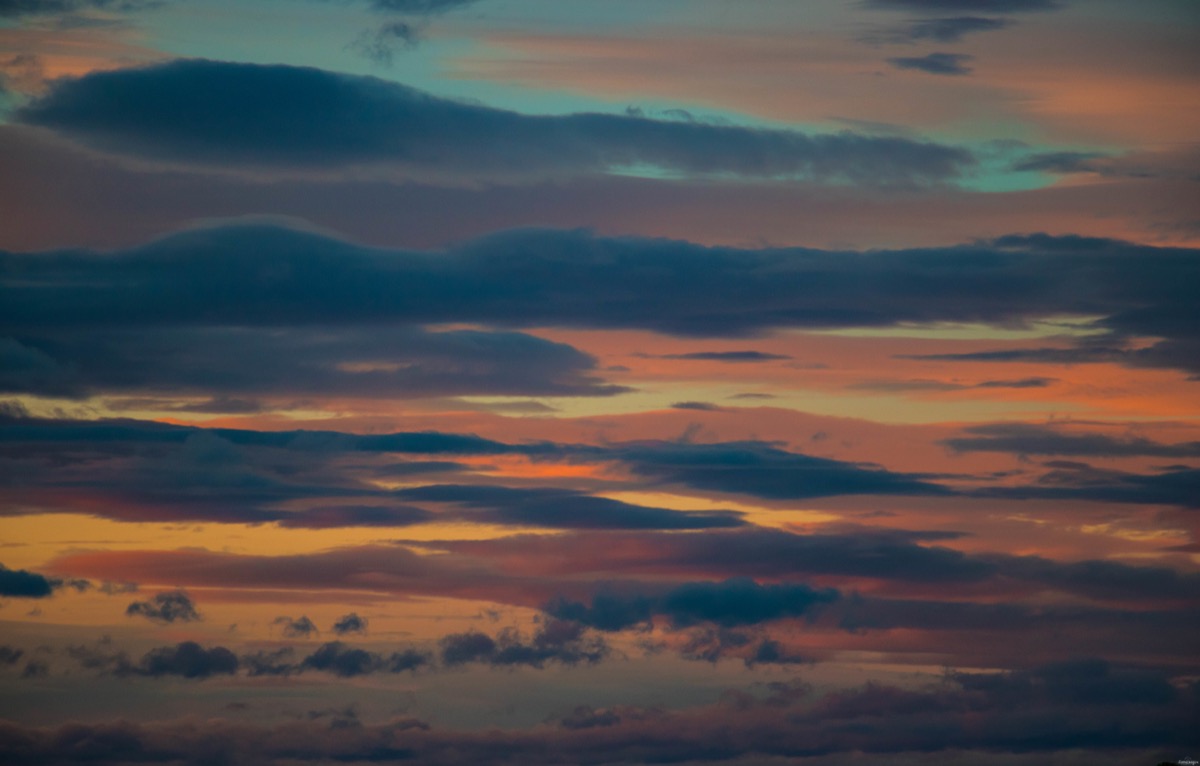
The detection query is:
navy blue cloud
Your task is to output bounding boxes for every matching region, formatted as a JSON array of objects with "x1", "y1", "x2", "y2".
[
  {"x1": 945, "y1": 423, "x2": 1200, "y2": 458},
  {"x1": 0, "y1": 563, "x2": 54, "y2": 598},
  {"x1": 125, "y1": 591, "x2": 201, "y2": 623},
  {"x1": 979, "y1": 463, "x2": 1200, "y2": 509},
  {"x1": 369, "y1": 0, "x2": 477, "y2": 12},
  {"x1": 612, "y1": 440, "x2": 948, "y2": 499},
  {"x1": 654, "y1": 351, "x2": 792, "y2": 362},
  {"x1": 5, "y1": 226, "x2": 1196, "y2": 376},
  {"x1": 1, "y1": 666, "x2": 1193, "y2": 764},
  {"x1": 127, "y1": 641, "x2": 237, "y2": 679},
  {"x1": 395, "y1": 484, "x2": 747, "y2": 530},
  {"x1": 0, "y1": 325, "x2": 623, "y2": 400},
  {"x1": 0, "y1": 0, "x2": 159, "y2": 18},
  {"x1": 868, "y1": 0, "x2": 1060, "y2": 12},
  {"x1": 331, "y1": 613, "x2": 368, "y2": 635},
  {"x1": 16, "y1": 59, "x2": 973, "y2": 183},
  {"x1": 548, "y1": 578, "x2": 839, "y2": 631},
  {"x1": 888, "y1": 52, "x2": 974, "y2": 75}
]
